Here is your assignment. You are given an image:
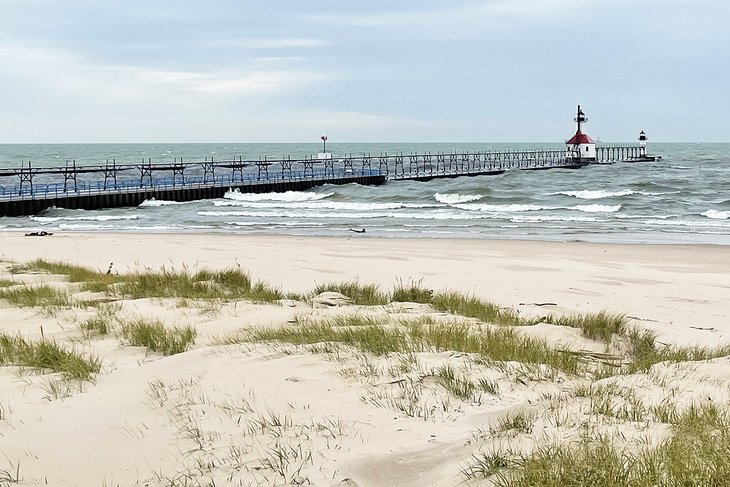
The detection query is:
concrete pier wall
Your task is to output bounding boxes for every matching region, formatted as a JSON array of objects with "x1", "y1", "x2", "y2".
[{"x1": 0, "y1": 175, "x2": 386, "y2": 217}]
